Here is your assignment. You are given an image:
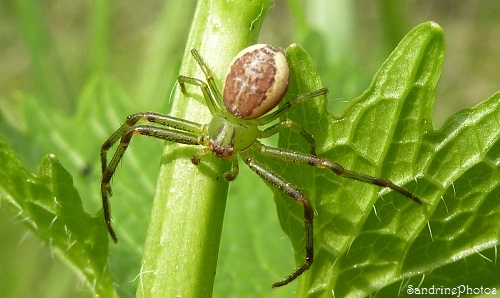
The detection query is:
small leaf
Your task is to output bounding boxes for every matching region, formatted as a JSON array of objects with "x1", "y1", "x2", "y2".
[{"x1": 0, "y1": 137, "x2": 116, "y2": 297}]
